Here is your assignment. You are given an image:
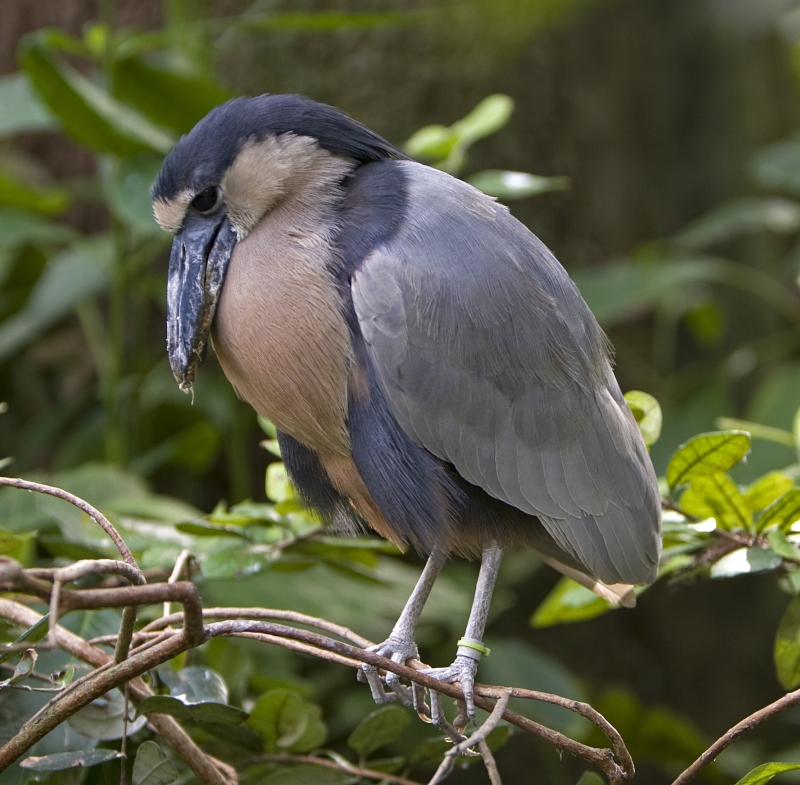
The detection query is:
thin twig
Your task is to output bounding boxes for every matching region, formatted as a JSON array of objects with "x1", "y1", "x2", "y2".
[
  {"x1": 428, "y1": 691, "x2": 510, "y2": 785},
  {"x1": 0, "y1": 478, "x2": 141, "y2": 575},
  {"x1": 478, "y1": 741, "x2": 502, "y2": 785},
  {"x1": 671, "y1": 686, "x2": 800, "y2": 785},
  {"x1": 164, "y1": 550, "x2": 193, "y2": 619},
  {"x1": 259, "y1": 753, "x2": 422, "y2": 785}
]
